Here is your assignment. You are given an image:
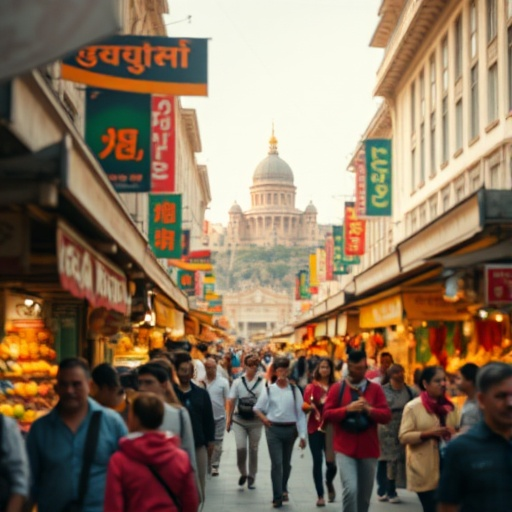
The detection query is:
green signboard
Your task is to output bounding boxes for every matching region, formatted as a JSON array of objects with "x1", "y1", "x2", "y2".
[
  {"x1": 148, "y1": 194, "x2": 182, "y2": 258},
  {"x1": 365, "y1": 139, "x2": 392, "y2": 216},
  {"x1": 333, "y1": 226, "x2": 359, "y2": 274},
  {"x1": 86, "y1": 88, "x2": 151, "y2": 192}
]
